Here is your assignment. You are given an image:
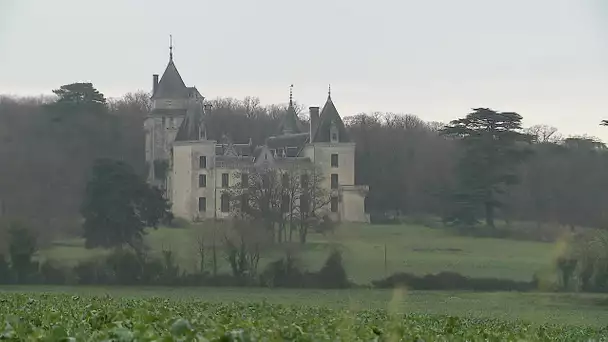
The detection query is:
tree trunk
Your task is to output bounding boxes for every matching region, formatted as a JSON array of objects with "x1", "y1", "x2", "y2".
[
  {"x1": 299, "y1": 223, "x2": 308, "y2": 244},
  {"x1": 212, "y1": 240, "x2": 217, "y2": 277}
]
